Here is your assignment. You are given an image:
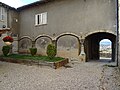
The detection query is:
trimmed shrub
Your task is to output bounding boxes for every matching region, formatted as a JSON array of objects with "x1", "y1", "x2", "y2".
[
  {"x1": 2, "y1": 46, "x2": 11, "y2": 56},
  {"x1": 47, "y1": 44, "x2": 56, "y2": 59},
  {"x1": 29, "y1": 48, "x2": 37, "y2": 56}
]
